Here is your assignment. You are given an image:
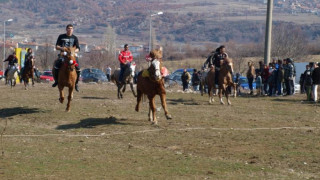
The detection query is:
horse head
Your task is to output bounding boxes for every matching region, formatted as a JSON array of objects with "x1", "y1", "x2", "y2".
[
  {"x1": 221, "y1": 58, "x2": 234, "y2": 74},
  {"x1": 62, "y1": 47, "x2": 77, "y2": 71},
  {"x1": 148, "y1": 59, "x2": 162, "y2": 81}
]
